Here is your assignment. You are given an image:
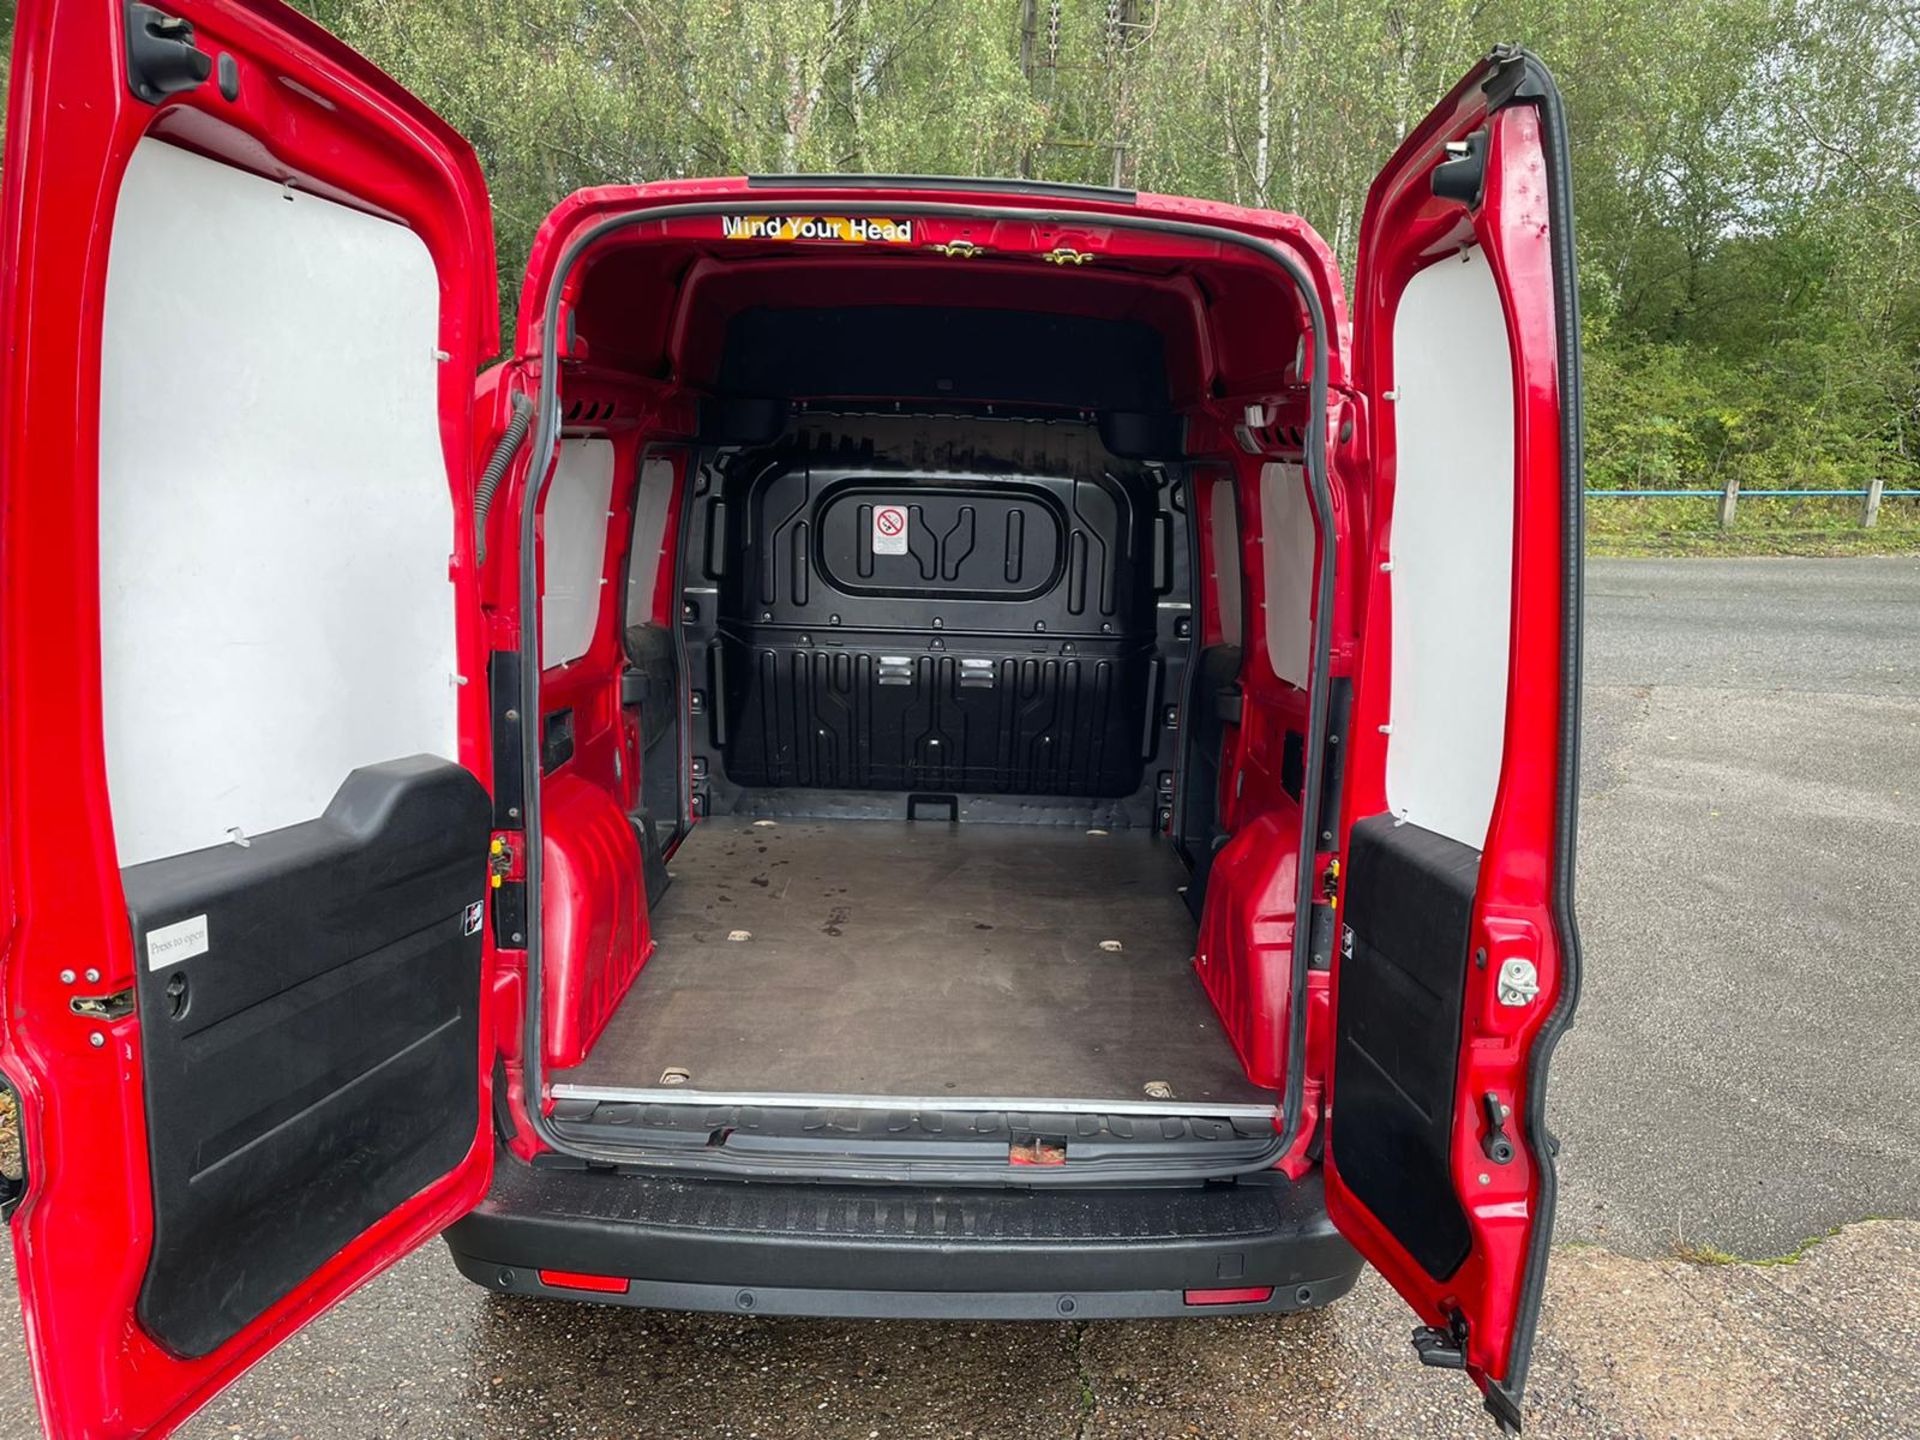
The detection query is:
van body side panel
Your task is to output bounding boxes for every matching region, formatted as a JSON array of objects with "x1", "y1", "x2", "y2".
[
  {"x1": 1191, "y1": 447, "x2": 1332, "y2": 1094},
  {"x1": 534, "y1": 430, "x2": 659, "y2": 1070}
]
